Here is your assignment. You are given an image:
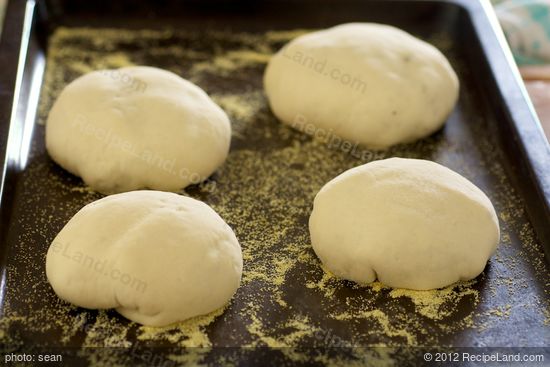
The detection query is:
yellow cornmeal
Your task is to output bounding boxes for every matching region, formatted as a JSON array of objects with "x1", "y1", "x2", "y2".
[
  {"x1": 211, "y1": 91, "x2": 265, "y2": 141},
  {"x1": 305, "y1": 263, "x2": 342, "y2": 299},
  {"x1": 0, "y1": 24, "x2": 548, "y2": 367},
  {"x1": 190, "y1": 50, "x2": 272, "y2": 76},
  {"x1": 388, "y1": 280, "x2": 479, "y2": 320},
  {"x1": 264, "y1": 29, "x2": 311, "y2": 42},
  {"x1": 138, "y1": 305, "x2": 227, "y2": 347},
  {"x1": 83, "y1": 311, "x2": 131, "y2": 348},
  {"x1": 212, "y1": 92, "x2": 264, "y2": 123},
  {"x1": 244, "y1": 302, "x2": 314, "y2": 348},
  {"x1": 332, "y1": 309, "x2": 416, "y2": 345}
]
